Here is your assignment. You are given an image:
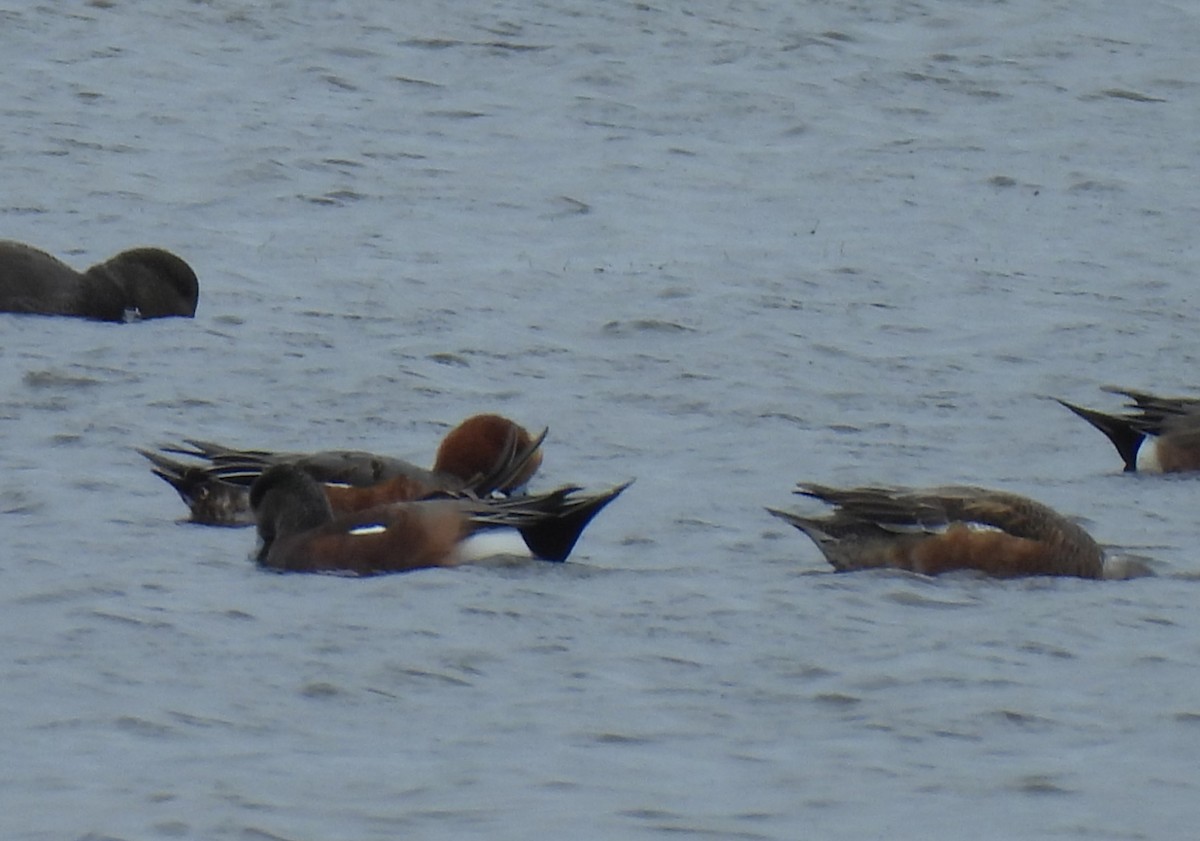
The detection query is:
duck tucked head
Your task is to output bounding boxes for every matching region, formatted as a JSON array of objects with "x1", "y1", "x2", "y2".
[
  {"x1": 86, "y1": 247, "x2": 199, "y2": 320},
  {"x1": 249, "y1": 464, "x2": 334, "y2": 563},
  {"x1": 767, "y1": 483, "x2": 1134, "y2": 579},
  {"x1": 434, "y1": 413, "x2": 543, "y2": 492}
]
